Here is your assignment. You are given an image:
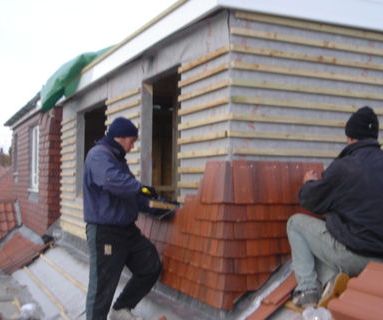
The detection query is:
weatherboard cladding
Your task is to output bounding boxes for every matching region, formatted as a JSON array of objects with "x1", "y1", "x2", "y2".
[{"x1": 58, "y1": 7, "x2": 383, "y2": 309}]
